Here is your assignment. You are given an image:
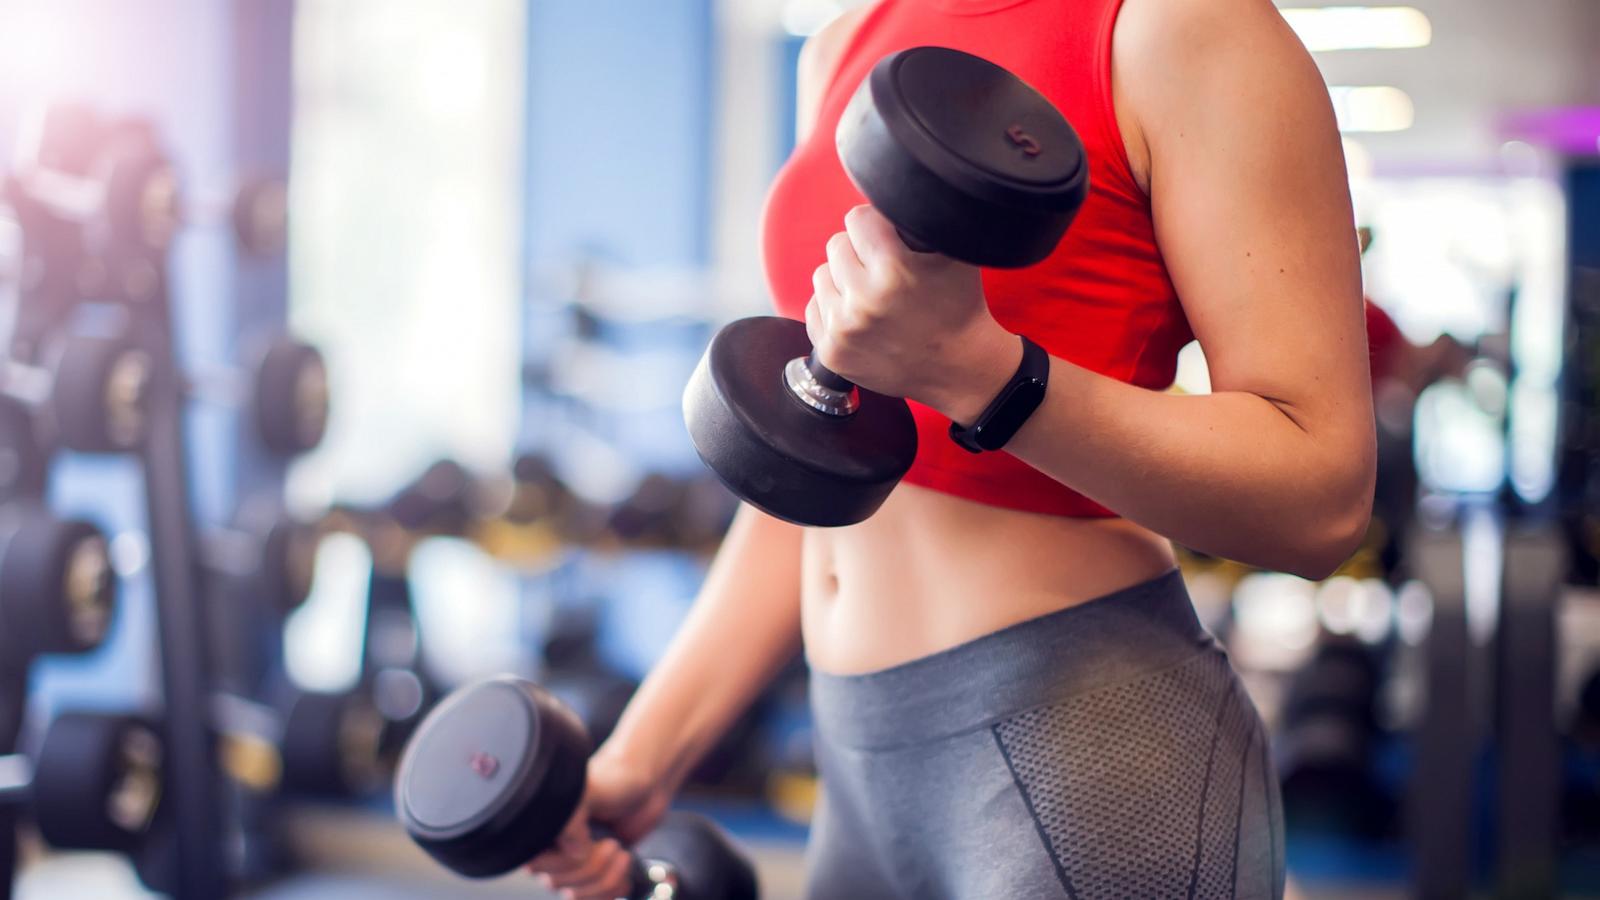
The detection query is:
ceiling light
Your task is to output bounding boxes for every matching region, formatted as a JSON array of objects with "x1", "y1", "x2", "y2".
[{"x1": 1281, "y1": 6, "x2": 1432, "y2": 52}]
